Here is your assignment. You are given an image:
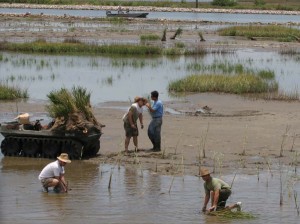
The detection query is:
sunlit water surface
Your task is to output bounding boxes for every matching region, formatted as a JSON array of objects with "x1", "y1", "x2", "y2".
[{"x1": 0, "y1": 50, "x2": 299, "y2": 104}]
